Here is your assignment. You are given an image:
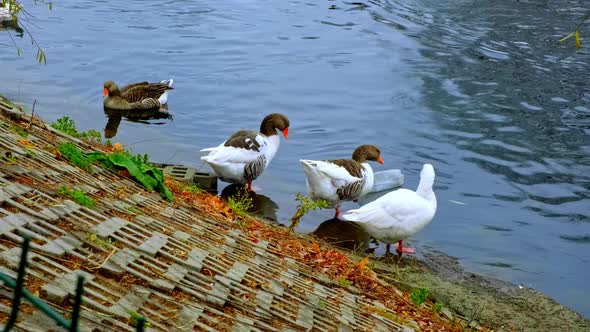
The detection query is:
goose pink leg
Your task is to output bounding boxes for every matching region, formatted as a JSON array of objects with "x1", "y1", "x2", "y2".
[
  {"x1": 396, "y1": 240, "x2": 415, "y2": 257},
  {"x1": 247, "y1": 181, "x2": 252, "y2": 191},
  {"x1": 334, "y1": 207, "x2": 340, "y2": 219}
]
